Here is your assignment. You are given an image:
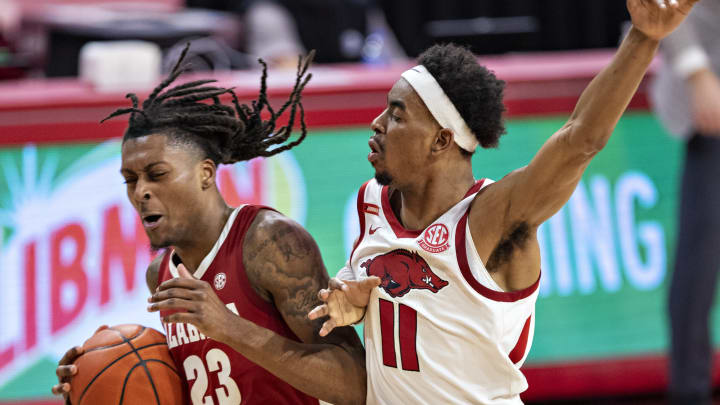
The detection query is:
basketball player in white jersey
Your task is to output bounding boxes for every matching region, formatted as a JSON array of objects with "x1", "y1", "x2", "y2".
[{"x1": 309, "y1": 1, "x2": 699, "y2": 403}]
